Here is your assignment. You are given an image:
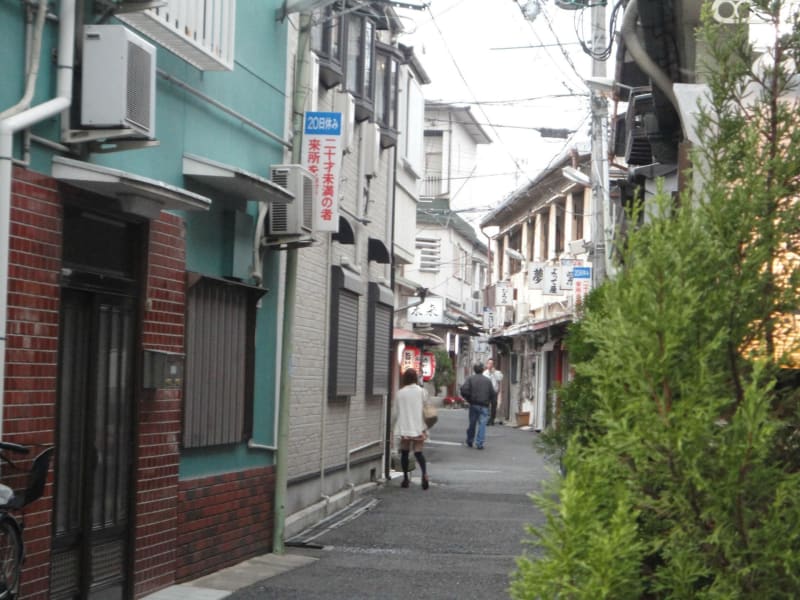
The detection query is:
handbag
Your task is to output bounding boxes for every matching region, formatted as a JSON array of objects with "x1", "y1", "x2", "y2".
[
  {"x1": 423, "y1": 401, "x2": 438, "y2": 428},
  {"x1": 390, "y1": 450, "x2": 416, "y2": 472}
]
